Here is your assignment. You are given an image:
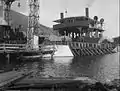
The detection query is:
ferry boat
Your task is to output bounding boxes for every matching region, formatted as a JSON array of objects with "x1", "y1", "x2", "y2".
[
  {"x1": 0, "y1": 7, "x2": 117, "y2": 58},
  {"x1": 44, "y1": 7, "x2": 116, "y2": 57}
]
